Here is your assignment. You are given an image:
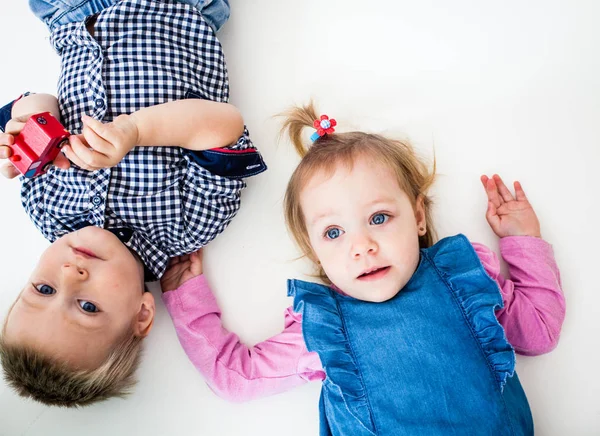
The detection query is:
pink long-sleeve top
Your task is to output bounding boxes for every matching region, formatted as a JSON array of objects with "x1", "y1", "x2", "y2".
[{"x1": 163, "y1": 236, "x2": 565, "y2": 403}]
